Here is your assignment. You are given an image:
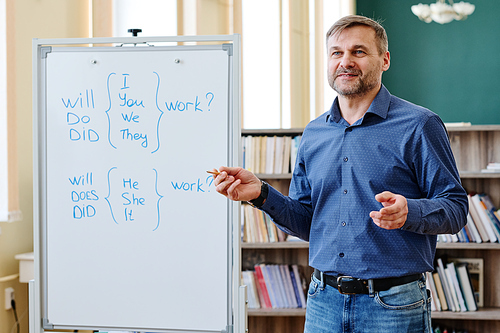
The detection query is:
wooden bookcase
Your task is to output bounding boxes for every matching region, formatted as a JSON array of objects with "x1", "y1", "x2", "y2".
[
  {"x1": 241, "y1": 125, "x2": 500, "y2": 333},
  {"x1": 432, "y1": 125, "x2": 500, "y2": 332}
]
